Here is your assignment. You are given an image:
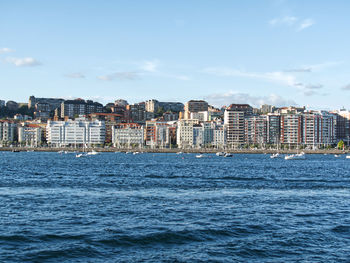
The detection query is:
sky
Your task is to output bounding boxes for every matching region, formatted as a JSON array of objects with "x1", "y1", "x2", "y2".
[{"x1": 0, "y1": 0, "x2": 350, "y2": 110}]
